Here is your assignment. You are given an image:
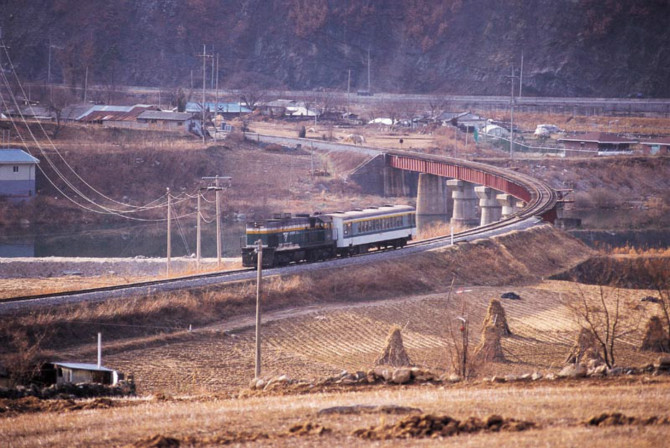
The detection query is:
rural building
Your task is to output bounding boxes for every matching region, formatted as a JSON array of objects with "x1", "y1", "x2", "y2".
[
  {"x1": 454, "y1": 113, "x2": 488, "y2": 132},
  {"x1": 45, "y1": 362, "x2": 120, "y2": 386},
  {"x1": 640, "y1": 137, "x2": 670, "y2": 155},
  {"x1": 81, "y1": 105, "x2": 154, "y2": 127},
  {"x1": 259, "y1": 99, "x2": 296, "y2": 117},
  {"x1": 136, "y1": 110, "x2": 197, "y2": 131},
  {"x1": 60, "y1": 104, "x2": 99, "y2": 122},
  {"x1": 558, "y1": 132, "x2": 638, "y2": 154},
  {"x1": 436, "y1": 111, "x2": 468, "y2": 126},
  {"x1": 481, "y1": 124, "x2": 510, "y2": 139},
  {"x1": 186, "y1": 102, "x2": 251, "y2": 119},
  {"x1": 0, "y1": 148, "x2": 39, "y2": 200},
  {"x1": 5, "y1": 105, "x2": 54, "y2": 121}
]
